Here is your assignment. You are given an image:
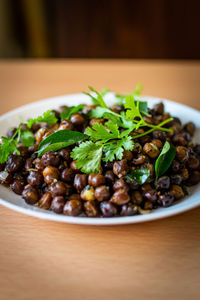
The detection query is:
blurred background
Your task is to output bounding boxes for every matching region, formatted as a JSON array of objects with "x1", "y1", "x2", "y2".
[{"x1": 0, "y1": 0, "x2": 200, "y2": 59}]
